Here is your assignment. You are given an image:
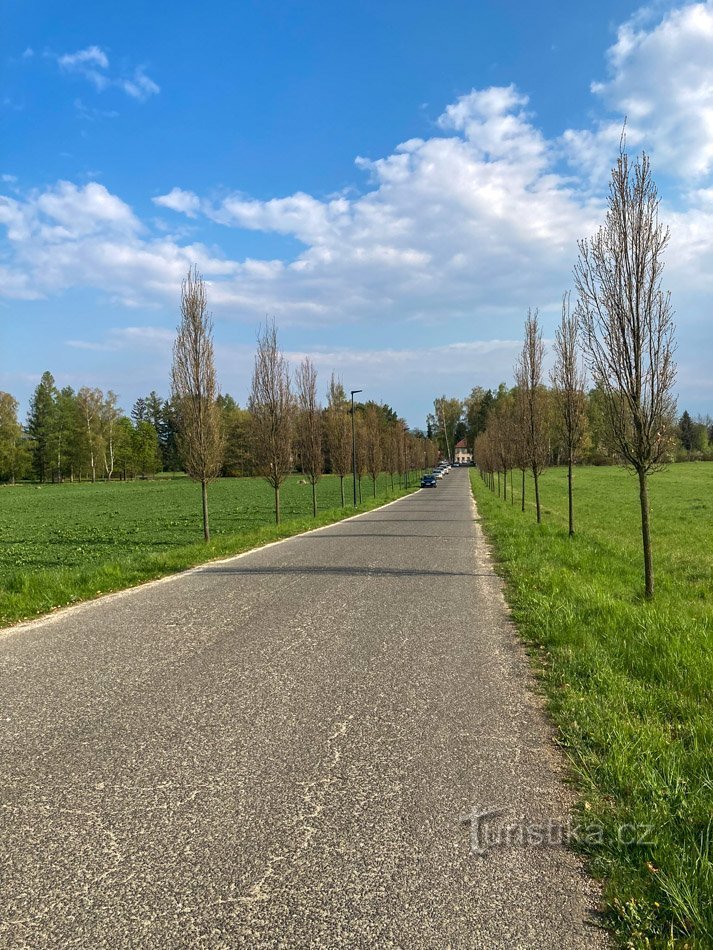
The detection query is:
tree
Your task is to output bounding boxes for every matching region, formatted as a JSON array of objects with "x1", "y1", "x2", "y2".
[
  {"x1": 131, "y1": 397, "x2": 148, "y2": 425},
  {"x1": 76, "y1": 387, "x2": 103, "y2": 483},
  {"x1": 171, "y1": 265, "x2": 224, "y2": 542},
  {"x1": 431, "y1": 397, "x2": 463, "y2": 460},
  {"x1": 218, "y1": 395, "x2": 253, "y2": 477},
  {"x1": 575, "y1": 141, "x2": 676, "y2": 599},
  {"x1": 325, "y1": 374, "x2": 352, "y2": 506},
  {"x1": 510, "y1": 386, "x2": 529, "y2": 511},
  {"x1": 248, "y1": 319, "x2": 294, "y2": 525},
  {"x1": 0, "y1": 393, "x2": 31, "y2": 483},
  {"x1": 26, "y1": 371, "x2": 57, "y2": 482},
  {"x1": 490, "y1": 396, "x2": 516, "y2": 502},
  {"x1": 464, "y1": 386, "x2": 499, "y2": 445},
  {"x1": 678, "y1": 410, "x2": 695, "y2": 453},
  {"x1": 54, "y1": 386, "x2": 79, "y2": 482},
  {"x1": 364, "y1": 403, "x2": 383, "y2": 497},
  {"x1": 515, "y1": 309, "x2": 548, "y2": 523},
  {"x1": 101, "y1": 391, "x2": 121, "y2": 480},
  {"x1": 114, "y1": 417, "x2": 137, "y2": 479},
  {"x1": 551, "y1": 293, "x2": 587, "y2": 536},
  {"x1": 295, "y1": 357, "x2": 322, "y2": 517},
  {"x1": 133, "y1": 420, "x2": 161, "y2": 477}
]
